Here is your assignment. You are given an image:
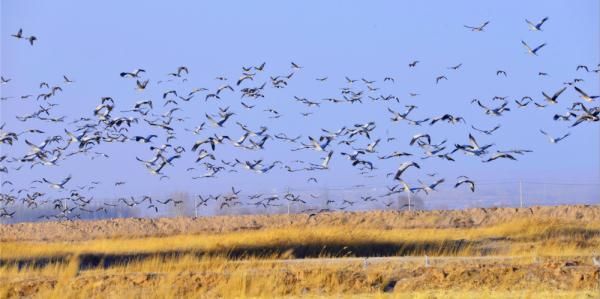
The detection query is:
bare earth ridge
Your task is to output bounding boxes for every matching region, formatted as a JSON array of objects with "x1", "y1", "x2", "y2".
[{"x1": 1, "y1": 204, "x2": 598, "y2": 242}]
